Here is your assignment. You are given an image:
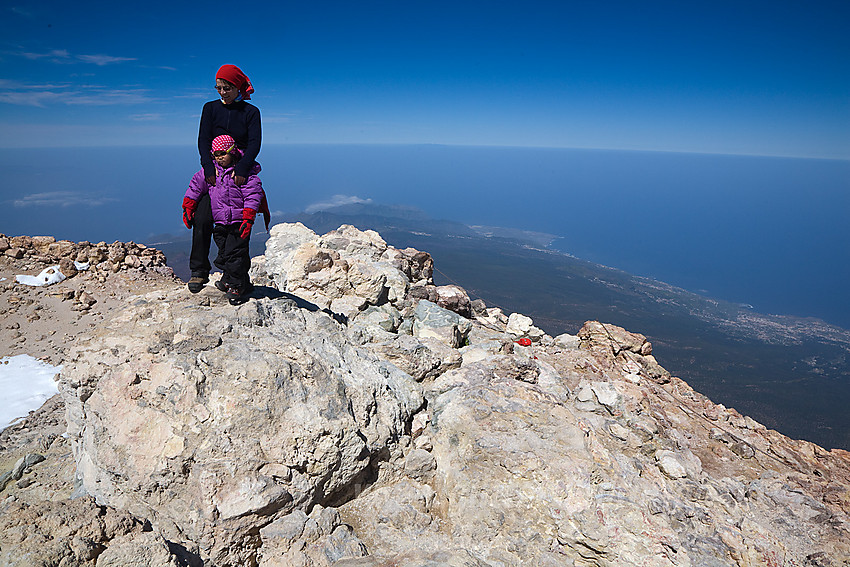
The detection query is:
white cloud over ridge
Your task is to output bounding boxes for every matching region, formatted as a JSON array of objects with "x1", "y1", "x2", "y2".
[
  {"x1": 0, "y1": 80, "x2": 153, "y2": 107},
  {"x1": 76, "y1": 54, "x2": 137, "y2": 66},
  {"x1": 305, "y1": 195, "x2": 372, "y2": 213},
  {"x1": 129, "y1": 113, "x2": 163, "y2": 121},
  {"x1": 16, "y1": 49, "x2": 136, "y2": 66},
  {"x1": 19, "y1": 49, "x2": 71, "y2": 63},
  {"x1": 13, "y1": 191, "x2": 118, "y2": 208}
]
